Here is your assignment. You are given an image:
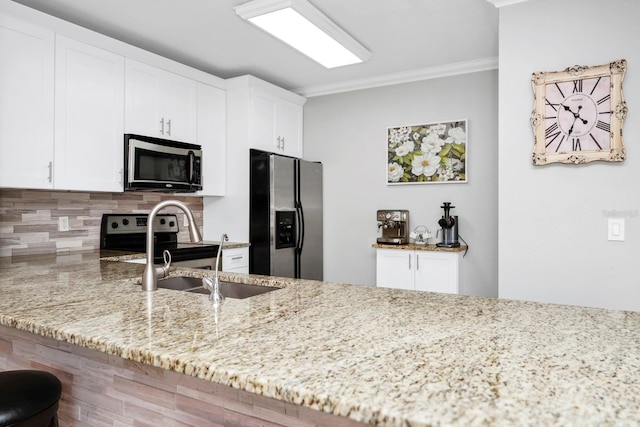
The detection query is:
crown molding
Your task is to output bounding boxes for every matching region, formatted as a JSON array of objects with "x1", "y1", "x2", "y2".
[
  {"x1": 294, "y1": 56, "x2": 498, "y2": 97},
  {"x1": 485, "y1": 0, "x2": 530, "y2": 7}
]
